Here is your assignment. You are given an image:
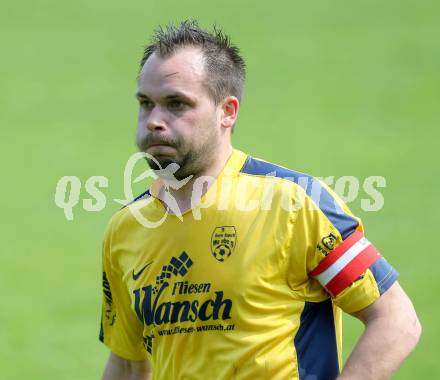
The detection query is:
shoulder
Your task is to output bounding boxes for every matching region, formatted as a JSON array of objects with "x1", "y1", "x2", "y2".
[
  {"x1": 103, "y1": 189, "x2": 153, "y2": 238},
  {"x1": 240, "y1": 154, "x2": 360, "y2": 239},
  {"x1": 238, "y1": 154, "x2": 322, "y2": 201},
  {"x1": 239, "y1": 154, "x2": 312, "y2": 182},
  {"x1": 121, "y1": 189, "x2": 152, "y2": 209}
]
